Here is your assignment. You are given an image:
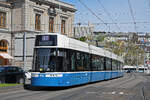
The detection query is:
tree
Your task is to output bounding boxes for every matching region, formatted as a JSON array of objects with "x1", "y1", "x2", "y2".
[
  {"x1": 104, "y1": 40, "x2": 145, "y2": 66},
  {"x1": 75, "y1": 36, "x2": 87, "y2": 42}
]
